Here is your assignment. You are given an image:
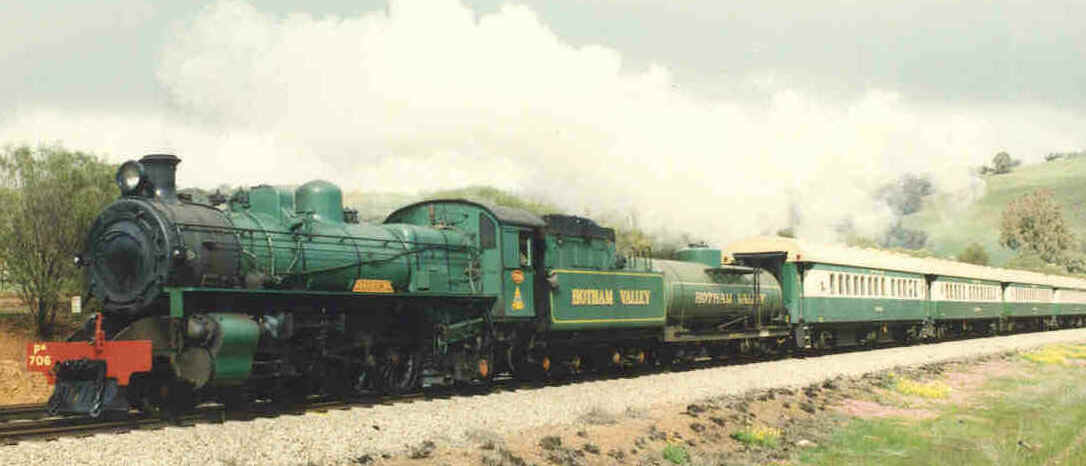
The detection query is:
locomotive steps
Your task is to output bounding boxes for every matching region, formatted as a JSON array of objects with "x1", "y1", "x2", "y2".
[{"x1": 4, "y1": 328, "x2": 1086, "y2": 465}]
